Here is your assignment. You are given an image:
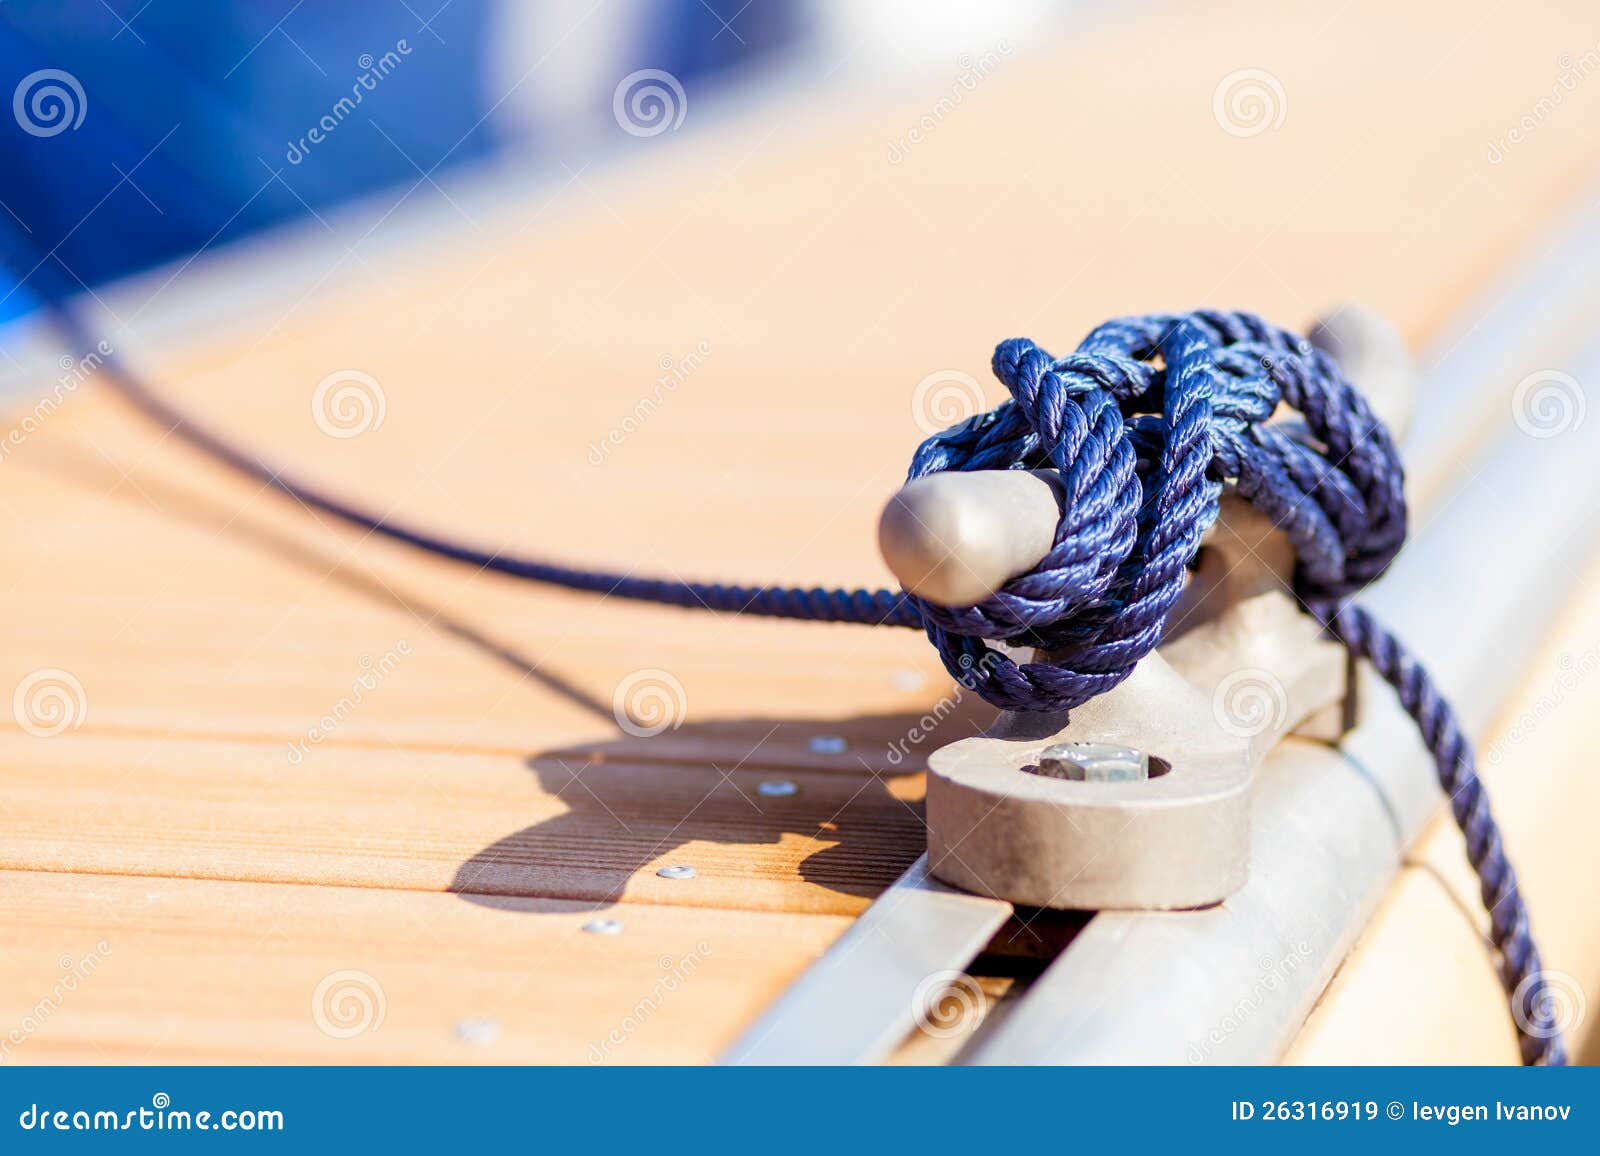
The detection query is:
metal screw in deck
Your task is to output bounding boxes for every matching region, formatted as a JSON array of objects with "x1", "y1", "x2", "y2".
[{"x1": 454, "y1": 1017, "x2": 501, "y2": 1046}]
